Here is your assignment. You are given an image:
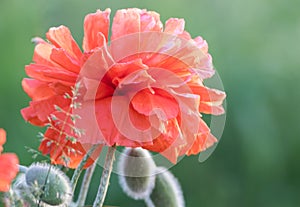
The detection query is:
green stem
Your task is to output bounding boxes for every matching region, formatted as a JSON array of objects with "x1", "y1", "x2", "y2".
[
  {"x1": 92, "y1": 146, "x2": 116, "y2": 207},
  {"x1": 71, "y1": 144, "x2": 99, "y2": 193},
  {"x1": 76, "y1": 161, "x2": 97, "y2": 207}
]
